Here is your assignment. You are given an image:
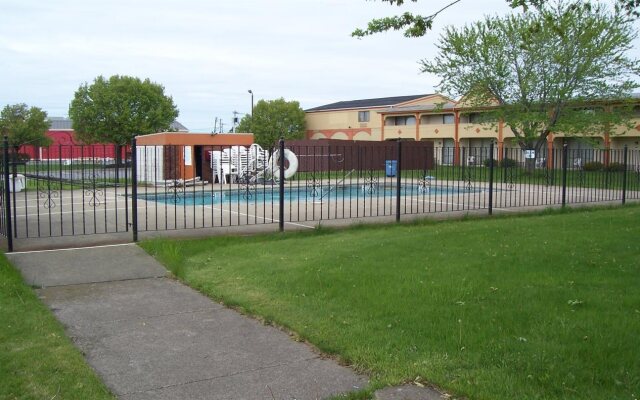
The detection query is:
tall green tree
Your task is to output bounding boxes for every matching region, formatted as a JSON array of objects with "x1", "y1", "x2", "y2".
[
  {"x1": 235, "y1": 114, "x2": 251, "y2": 135},
  {"x1": 235, "y1": 98, "x2": 306, "y2": 150},
  {"x1": 69, "y1": 75, "x2": 179, "y2": 151},
  {"x1": 0, "y1": 103, "x2": 51, "y2": 158},
  {"x1": 352, "y1": 0, "x2": 639, "y2": 38},
  {"x1": 420, "y1": 1, "x2": 639, "y2": 167}
]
